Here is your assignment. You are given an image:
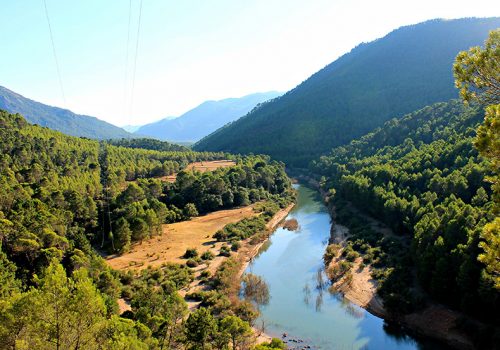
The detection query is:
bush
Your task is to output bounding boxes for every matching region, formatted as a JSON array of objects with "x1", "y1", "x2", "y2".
[
  {"x1": 231, "y1": 241, "x2": 241, "y2": 251},
  {"x1": 201, "y1": 250, "x2": 215, "y2": 260},
  {"x1": 186, "y1": 259, "x2": 198, "y2": 268},
  {"x1": 219, "y1": 245, "x2": 231, "y2": 257},
  {"x1": 183, "y1": 248, "x2": 198, "y2": 259}
]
